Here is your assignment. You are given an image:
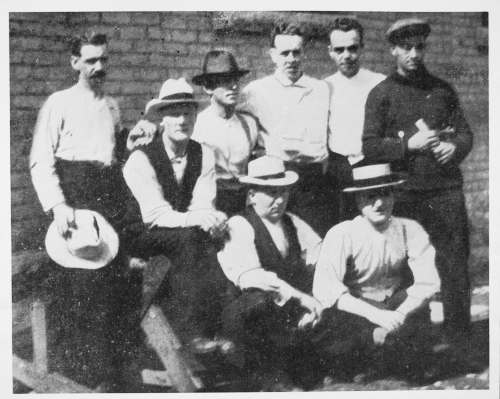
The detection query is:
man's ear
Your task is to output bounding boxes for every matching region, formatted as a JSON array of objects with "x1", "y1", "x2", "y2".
[
  {"x1": 268, "y1": 47, "x2": 277, "y2": 63},
  {"x1": 70, "y1": 55, "x2": 80, "y2": 71},
  {"x1": 327, "y1": 44, "x2": 335, "y2": 60},
  {"x1": 202, "y1": 86, "x2": 213, "y2": 96},
  {"x1": 390, "y1": 45, "x2": 397, "y2": 57}
]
